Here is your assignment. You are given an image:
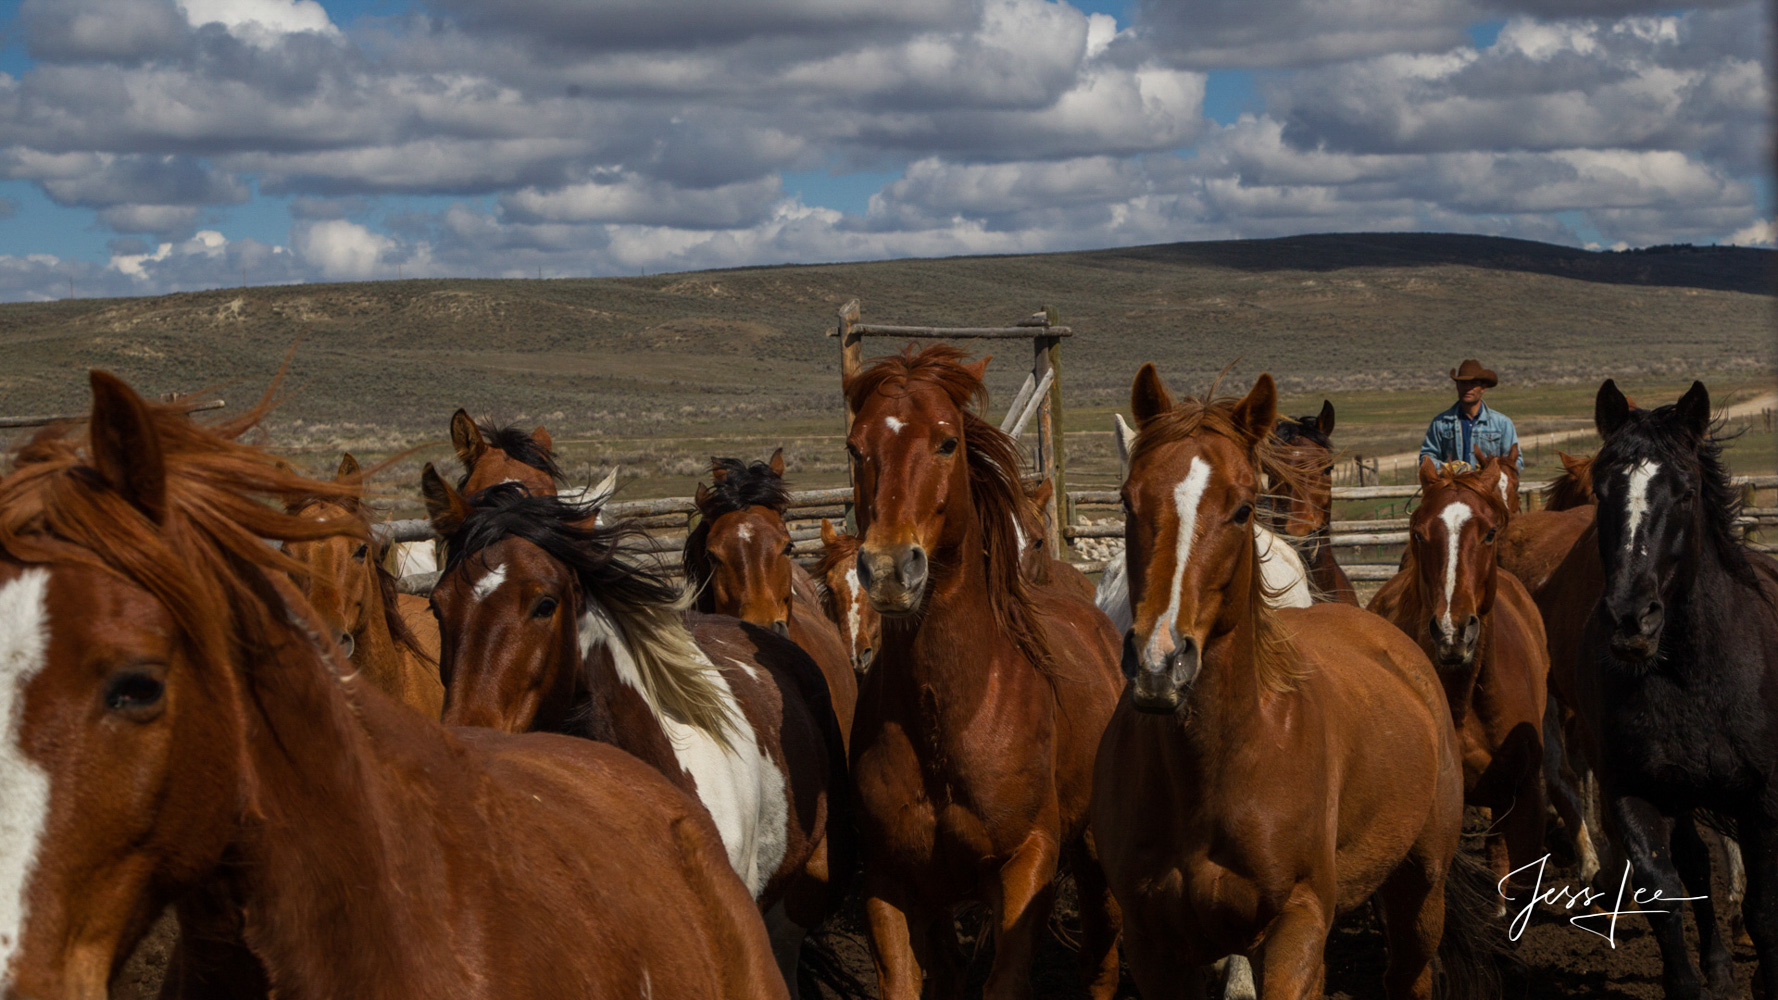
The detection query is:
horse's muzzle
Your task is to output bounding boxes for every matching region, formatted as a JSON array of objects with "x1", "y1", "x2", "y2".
[
  {"x1": 1607, "y1": 598, "x2": 1663, "y2": 663},
  {"x1": 1429, "y1": 614, "x2": 1479, "y2": 670},
  {"x1": 857, "y1": 545, "x2": 927, "y2": 616},
  {"x1": 1132, "y1": 634, "x2": 1198, "y2": 714}
]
